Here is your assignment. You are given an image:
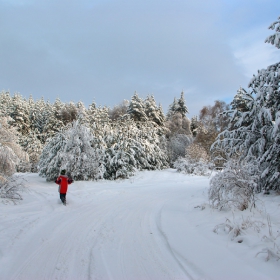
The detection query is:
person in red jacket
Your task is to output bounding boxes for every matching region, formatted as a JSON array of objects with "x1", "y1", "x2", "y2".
[{"x1": 55, "y1": 169, "x2": 73, "y2": 205}]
